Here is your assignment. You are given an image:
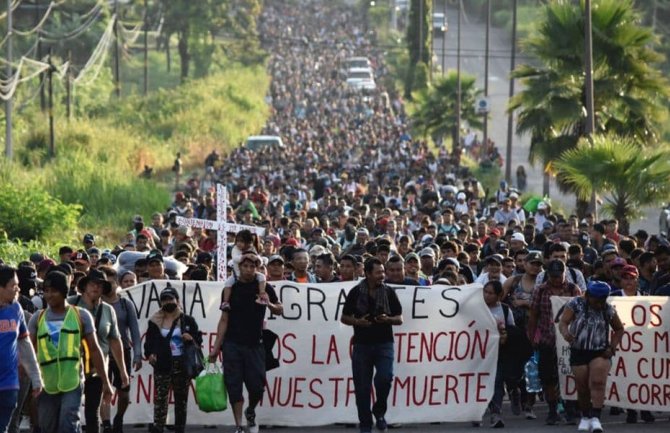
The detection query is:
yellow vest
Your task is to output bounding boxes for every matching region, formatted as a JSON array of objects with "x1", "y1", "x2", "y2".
[{"x1": 36, "y1": 307, "x2": 83, "y2": 394}]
